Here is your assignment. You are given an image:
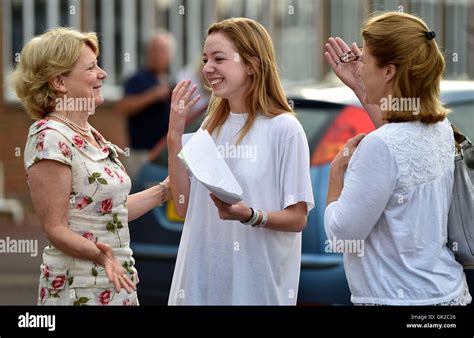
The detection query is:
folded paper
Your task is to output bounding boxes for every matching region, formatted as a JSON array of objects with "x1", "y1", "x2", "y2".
[{"x1": 178, "y1": 128, "x2": 243, "y2": 204}]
